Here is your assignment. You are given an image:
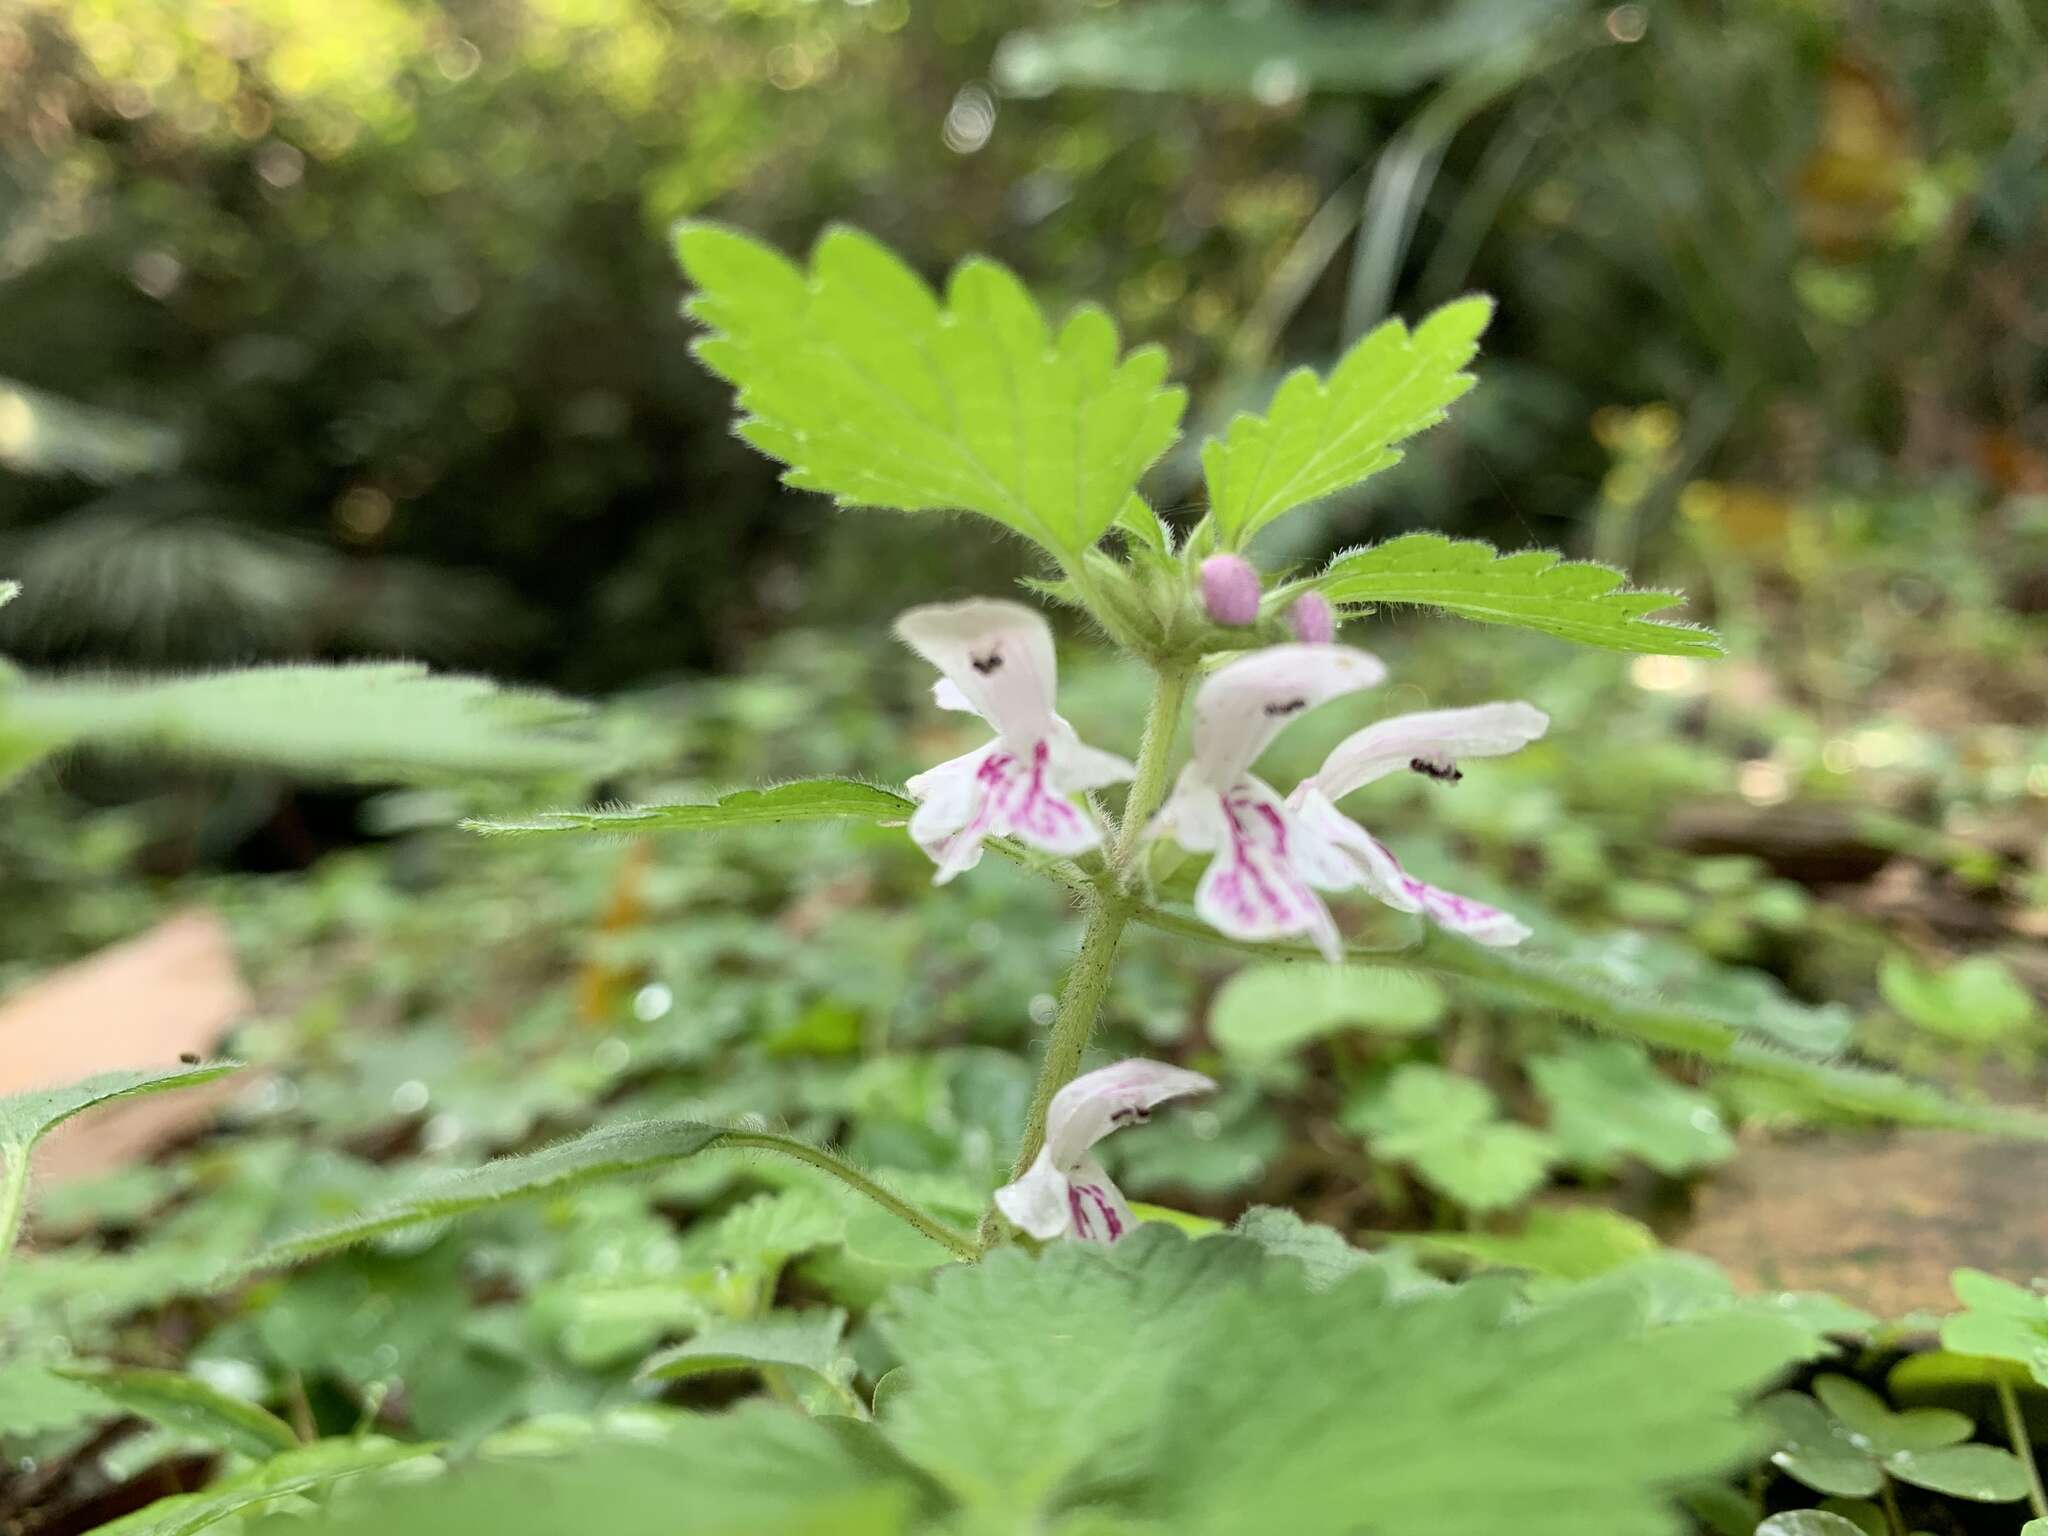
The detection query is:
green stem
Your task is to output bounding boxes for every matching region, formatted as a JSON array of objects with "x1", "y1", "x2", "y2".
[
  {"x1": 725, "y1": 1132, "x2": 978, "y2": 1262},
  {"x1": 1878, "y1": 1475, "x2": 1905, "y2": 1536},
  {"x1": 0, "y1": 1140, "x2": 33, "y2": 1281},
  {"x1": 1997, "y1": 1376, "x2": 2048, "y2": 1519},
  {"x1": 985, "y1": 664, "x2": 1193, "y2": 1249}
]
